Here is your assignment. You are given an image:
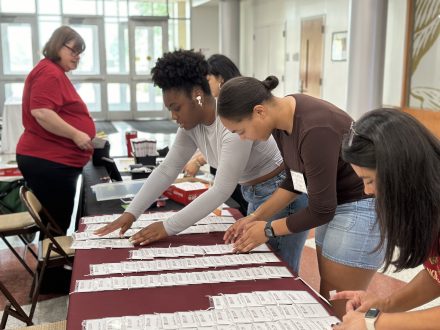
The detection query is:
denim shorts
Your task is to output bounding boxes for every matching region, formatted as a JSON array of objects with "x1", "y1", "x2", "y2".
[
  {"x1": 241, "y1": 171, "x2": 309, "y2": 273},
  {"x1": 315, "y1": 198, "x2": 384, "y2": 270}
]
